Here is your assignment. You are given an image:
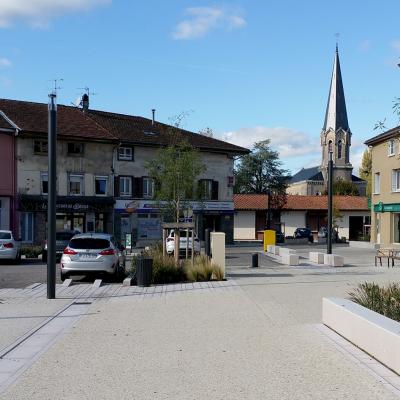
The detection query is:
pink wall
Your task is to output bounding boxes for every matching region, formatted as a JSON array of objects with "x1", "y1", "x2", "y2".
[{"x1": 0, "y1": 133, "x2": 14, "y2": 196}]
